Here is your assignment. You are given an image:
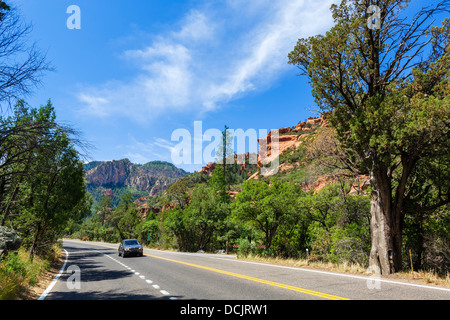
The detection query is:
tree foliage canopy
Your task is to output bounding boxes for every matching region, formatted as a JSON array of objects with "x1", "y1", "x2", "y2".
[
  {"x1": 0, "y1": 101, "x2": 90, "y2": 258},
  {"x1": 288, "y1": 0, "x2": 449, "y2": 273}
]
